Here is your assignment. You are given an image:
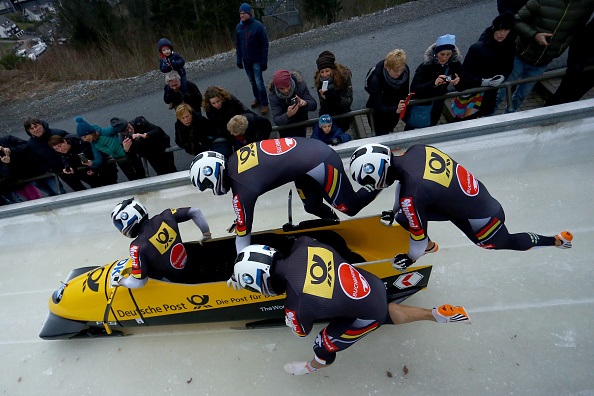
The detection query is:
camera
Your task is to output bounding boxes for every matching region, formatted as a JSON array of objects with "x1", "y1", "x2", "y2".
[
  {"x1": 78, "y1": 152, "x2": 89, "y2": 163},
  {"x1": 0, "y1": 150, "x2": 5, "y2": 158},
  {"x1": 321, "y1": 80, "x2": 329, "y2": 92},
  {"x1": 442, "y1": 75, "x2": 452, "y2": 82},
  {"x1": 289, "y1": 97, "x2": 298, "y2": 107}
]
